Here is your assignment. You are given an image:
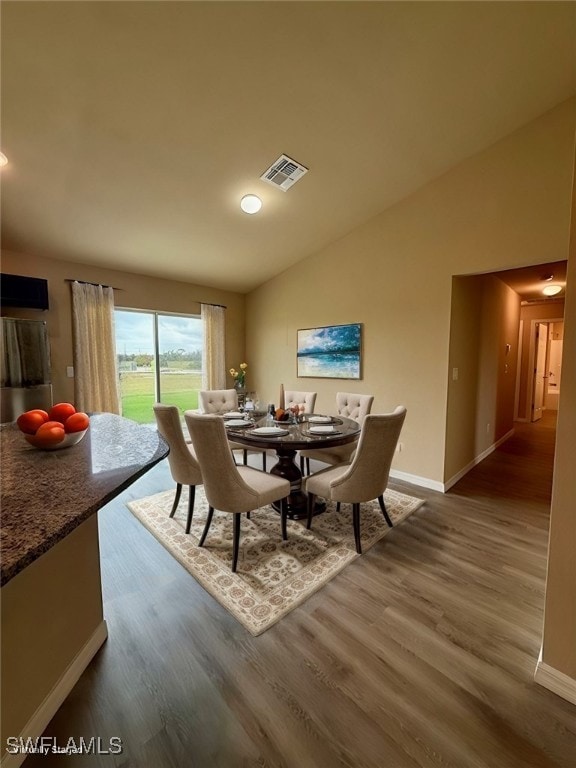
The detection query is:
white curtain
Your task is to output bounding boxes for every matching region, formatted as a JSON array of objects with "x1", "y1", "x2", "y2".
[
  {"x1": 201, "y1": 303, "x2": 226, "y2": 390},
  {"x1": 71, "y1": 281, "x2": 120, "y2": 413}
]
